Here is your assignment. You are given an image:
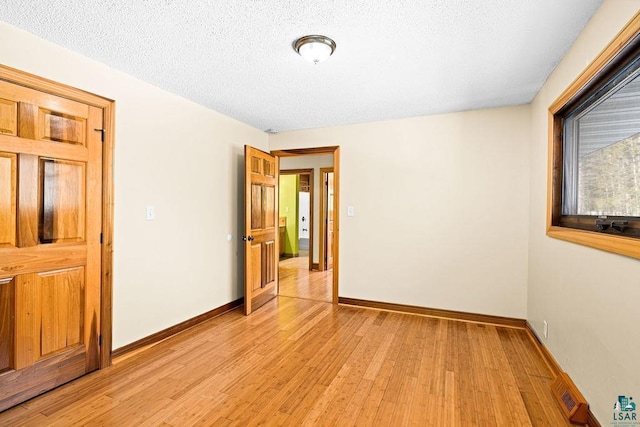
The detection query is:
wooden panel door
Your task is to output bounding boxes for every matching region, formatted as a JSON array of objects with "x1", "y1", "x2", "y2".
[
  {"x1": 326, "y1": 171, "x2": 334, "y2": 270},
  {"x1": 0, "y1": 79, "x2": 103, "y2": 411},
  {"x1": 244, "y1": 146, "x2": 278, "y2": 315},
  {"x1": 320, "y1": 168, "x2": 335, "y2": 271}
]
